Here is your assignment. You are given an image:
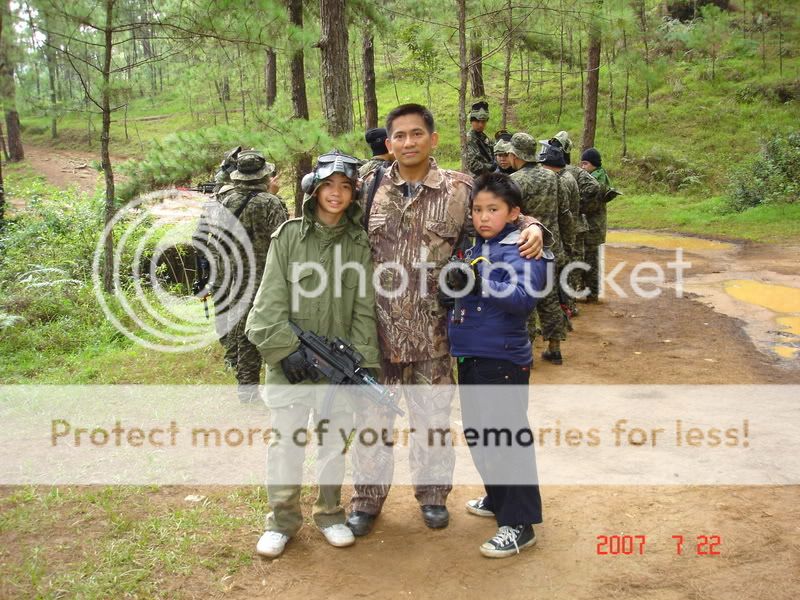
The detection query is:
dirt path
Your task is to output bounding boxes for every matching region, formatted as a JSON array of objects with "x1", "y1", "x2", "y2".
[{"x1": 2, "y1": 190, "x2": 799, "y2": 597}]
